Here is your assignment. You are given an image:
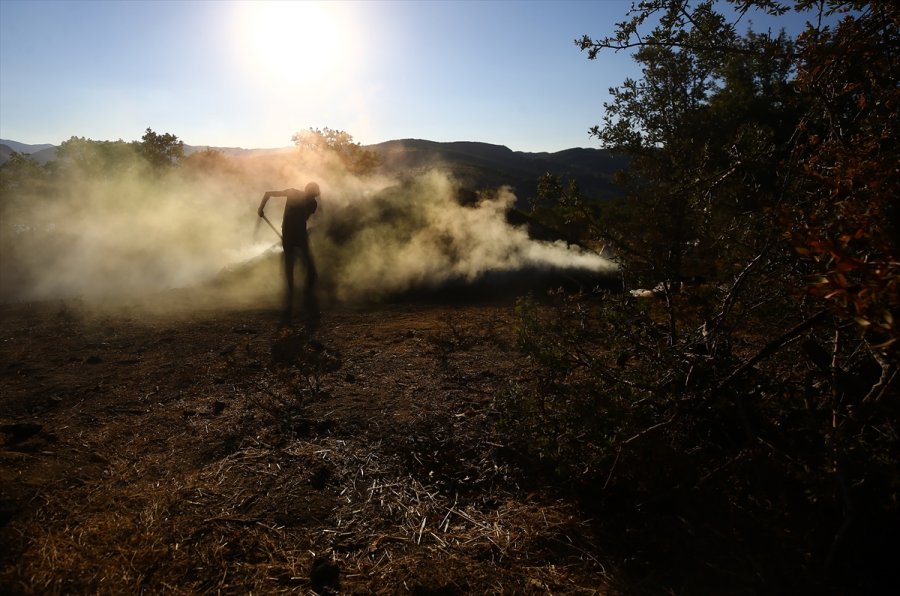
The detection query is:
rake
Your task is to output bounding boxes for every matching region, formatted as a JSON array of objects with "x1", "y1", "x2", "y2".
[{"x1": 259, "y1": 213, "x2": 282, "y2": 241}]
